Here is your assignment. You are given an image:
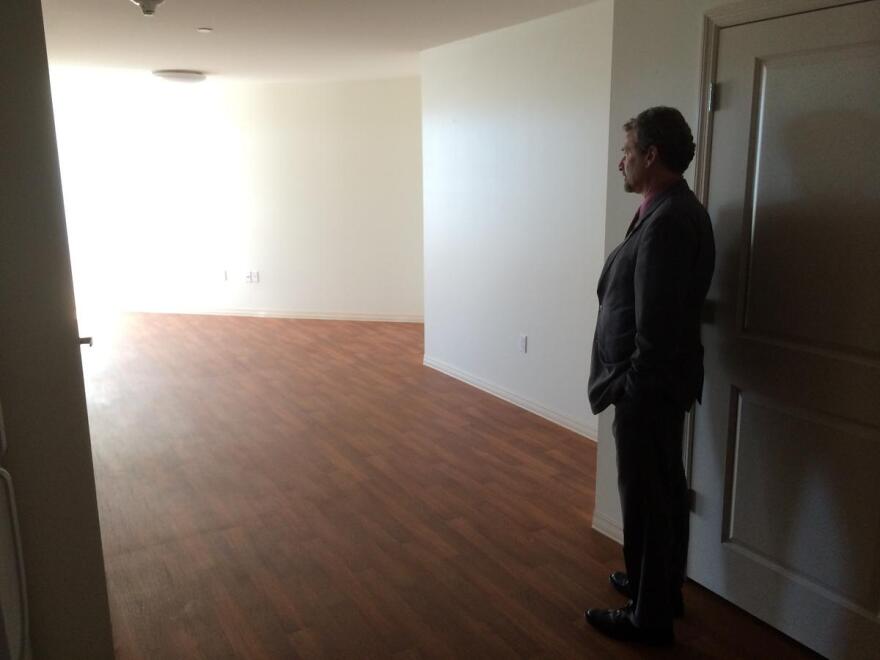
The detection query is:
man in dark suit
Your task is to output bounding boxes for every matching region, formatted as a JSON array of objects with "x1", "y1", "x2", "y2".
[{"x1": 585, "y1": 107, "x2": 715, "y2": 645}]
